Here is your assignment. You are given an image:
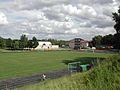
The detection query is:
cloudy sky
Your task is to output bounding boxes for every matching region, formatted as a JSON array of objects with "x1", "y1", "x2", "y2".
[{"x1": 0, "y1": 0, "x2": 119, "y2": 40}]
